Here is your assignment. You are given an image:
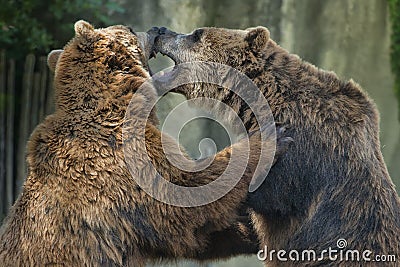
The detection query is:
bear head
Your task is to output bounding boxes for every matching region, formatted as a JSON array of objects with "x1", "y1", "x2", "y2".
[
  {"x1": 153, "y1": 26, "x2": 270, "y2": 100},
  {"x1": 47, "y1": 20, "x2": 158, "y2": 122}
]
